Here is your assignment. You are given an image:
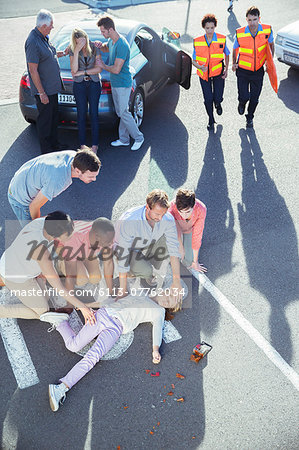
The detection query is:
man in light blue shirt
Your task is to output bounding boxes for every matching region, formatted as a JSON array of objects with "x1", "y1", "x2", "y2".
[
  {"x1": 114, "y1": 190, "x2": 183, "y2": 304},
  {"x1": 8, "y1": 149, "x2": 101, "y2": 227},
  {"x1": 96, "y1": 16, "x2": 144, "y2": 152}
]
